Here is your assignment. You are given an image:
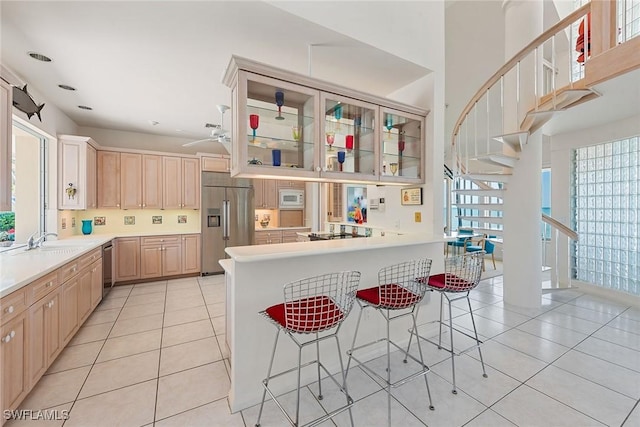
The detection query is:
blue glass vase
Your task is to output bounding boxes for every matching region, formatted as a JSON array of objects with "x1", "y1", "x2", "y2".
[{"x1": 81, "y1": 219, "x2": 93, "y2": 235}]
